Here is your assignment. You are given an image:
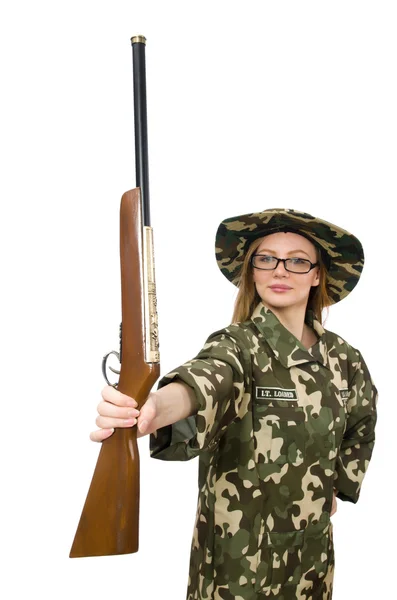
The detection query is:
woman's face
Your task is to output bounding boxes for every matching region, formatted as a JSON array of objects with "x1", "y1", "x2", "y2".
[{"x1": 252, "y1": 232, "x2": 320, "y2": 312}]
